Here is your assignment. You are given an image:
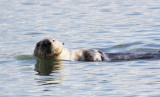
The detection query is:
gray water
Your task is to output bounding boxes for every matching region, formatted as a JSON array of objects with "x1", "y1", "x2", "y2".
[{"x1": 1, "y1": 0, "x2": 160, "y2": 97}]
